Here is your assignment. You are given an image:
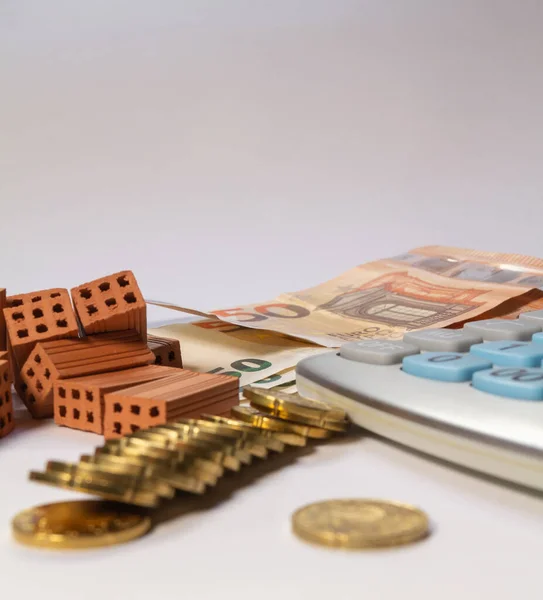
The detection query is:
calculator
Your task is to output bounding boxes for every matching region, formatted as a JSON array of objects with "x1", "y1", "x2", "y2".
[{"x1": 295, "y1": 311, "x2": 543, "y2": 492}]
